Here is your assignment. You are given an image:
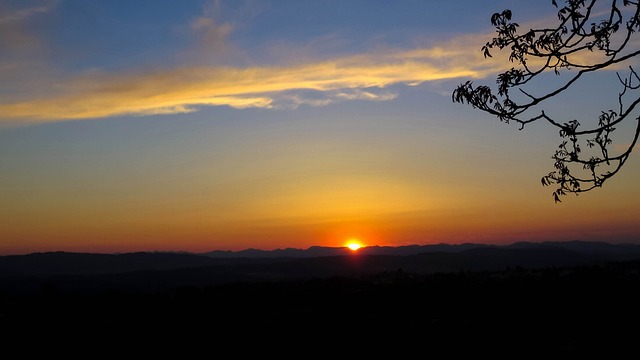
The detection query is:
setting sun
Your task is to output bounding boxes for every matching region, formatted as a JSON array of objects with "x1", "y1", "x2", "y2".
[{"x1": 345, "y1": 239, "x2": 363, "y2": 251}]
